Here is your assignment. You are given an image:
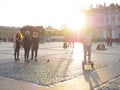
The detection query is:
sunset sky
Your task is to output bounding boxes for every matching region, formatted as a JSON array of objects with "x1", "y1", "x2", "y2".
[{"x1": 0, "y1": 0, "x2": 119, "y2": 29}]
